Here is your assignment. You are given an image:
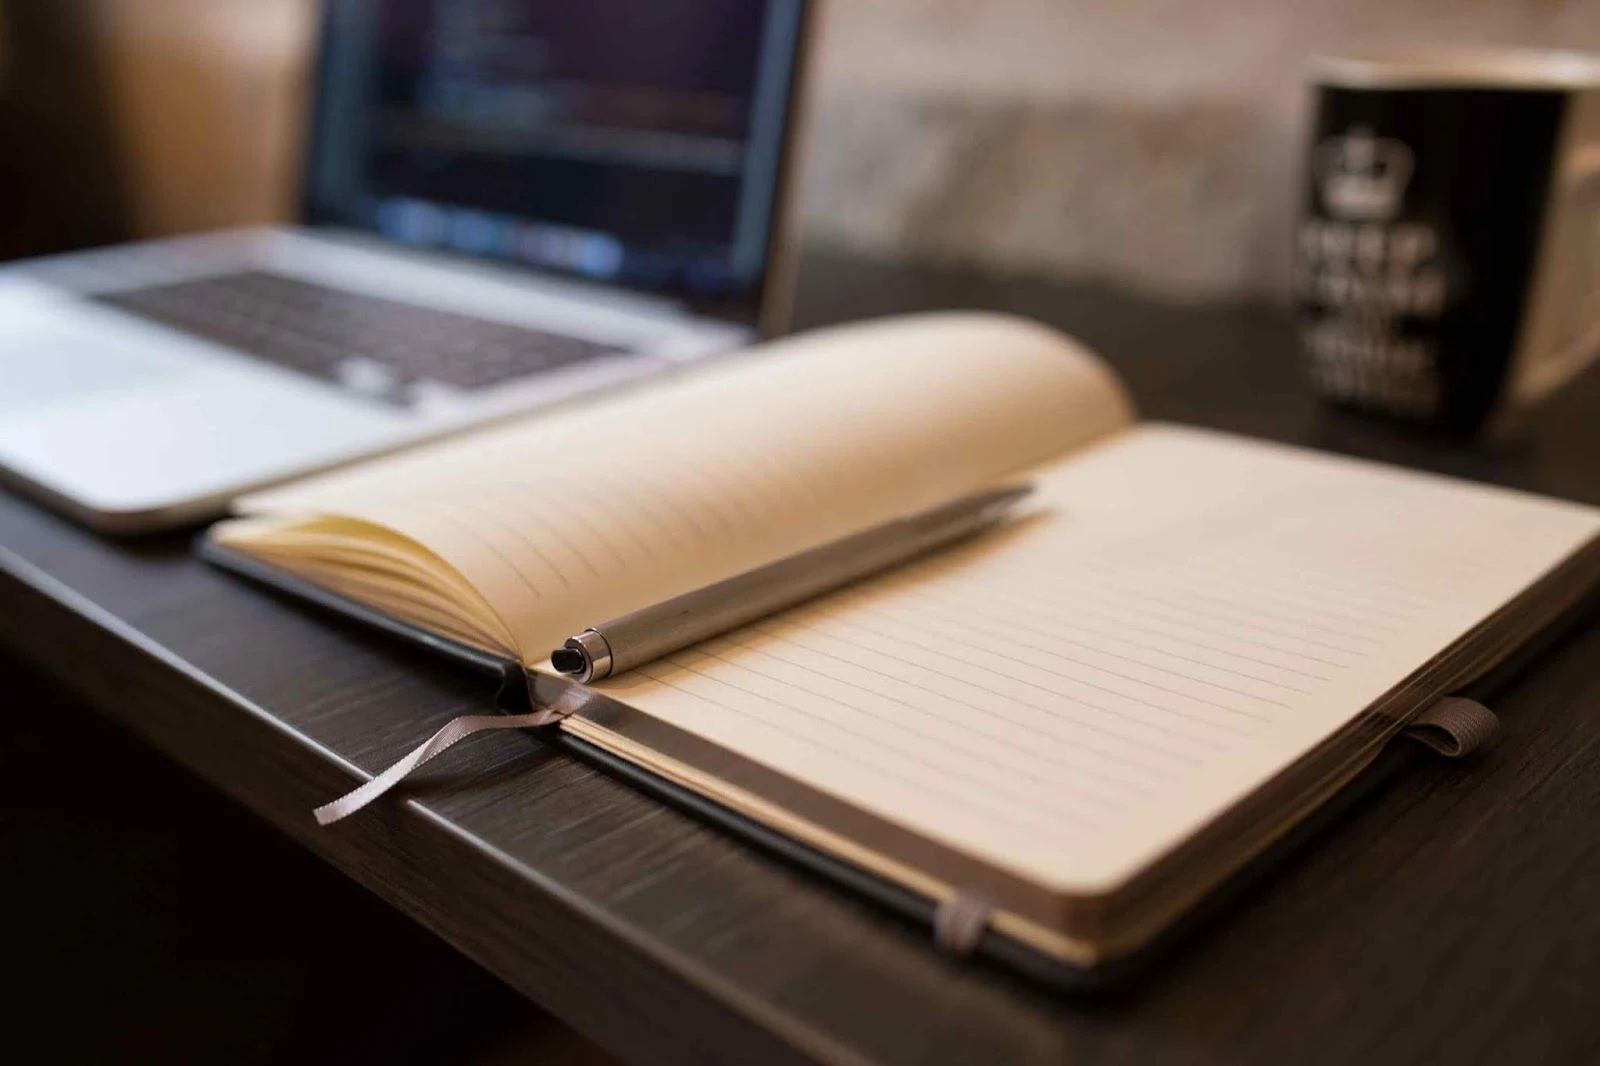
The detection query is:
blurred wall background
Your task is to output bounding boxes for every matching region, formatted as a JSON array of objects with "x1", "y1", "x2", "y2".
[
  {"x1": 69, "y1": 0, "x2": 312, "y2": 237},
  {"x1": 806, "y1": 0, "x2": 1600, "y2": 301},
  {"x1": 7, "y1": 0, "x2": 1600, "y2": 301}
]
